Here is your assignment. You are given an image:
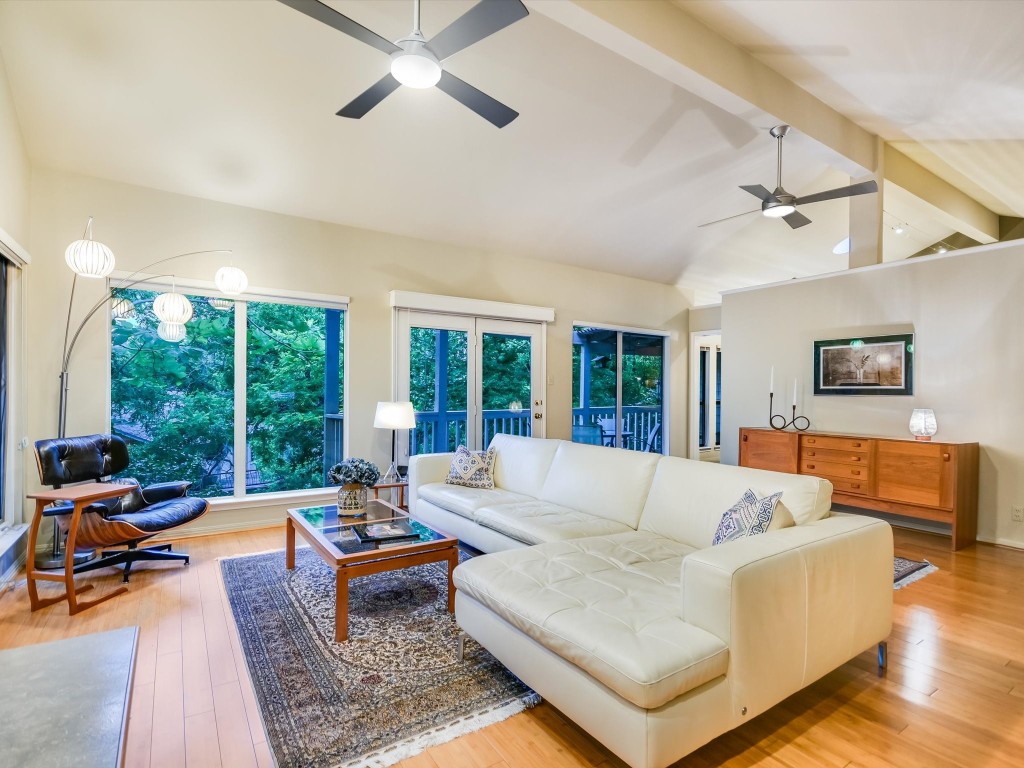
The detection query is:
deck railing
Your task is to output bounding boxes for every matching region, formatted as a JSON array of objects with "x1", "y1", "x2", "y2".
[{"x1": 411, "y1": 405, "x2": 661, "y2": 454}]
